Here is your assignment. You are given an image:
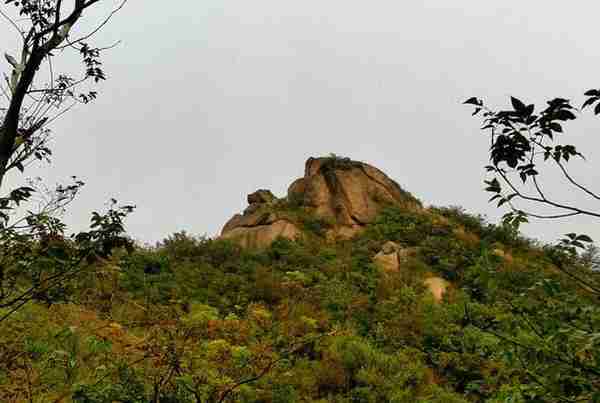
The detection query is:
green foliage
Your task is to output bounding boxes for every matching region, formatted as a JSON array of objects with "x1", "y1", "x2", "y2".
[
  {"x1": 2, "y1": 202, "x2": 599, "y2": 402},
  {"x1": 465, "y1": 92, "x2": 599, "y2": 239},
  {"x1": 0, "y1": 199, "x2": 135, "y2": 322},
  {"x1": 431, "y1": 206, "x2": 487, "y2": 235},
  {"x1": 72, "y1": 364, "x2": 146, "y2": 403},
  {"x1": 322, "y1": 153, "x2": 363, "y2": 172},
  {"x1": 363, "y1": 206, "x2": 435, "y2": 245},
  {"x1": 120, "y1": 250, "x2": 174, "y2": 304}
]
